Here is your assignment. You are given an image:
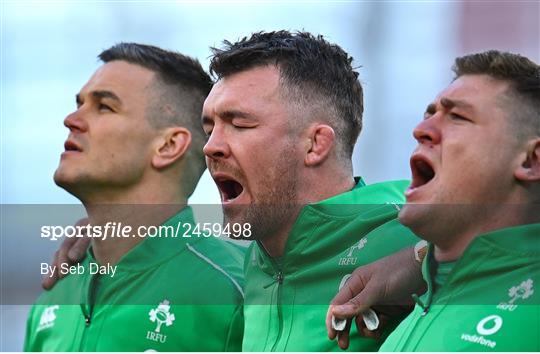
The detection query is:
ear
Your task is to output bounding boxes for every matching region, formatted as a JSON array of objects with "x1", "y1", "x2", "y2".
[
  {"x1": 304, "y1": 124, "x2": 335, "y2": 166},
  {"x1": 151, "y1": 127, "x2": 191, "y2": 169},
  {"x1": 514, "y1": 138, "x2": 540, "y2": 182}
]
